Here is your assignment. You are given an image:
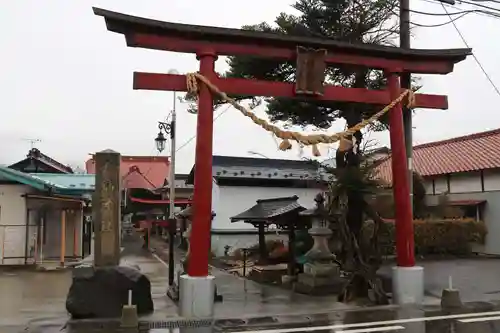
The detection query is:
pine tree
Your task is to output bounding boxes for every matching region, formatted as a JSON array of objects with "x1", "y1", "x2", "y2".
[
  {"x1": 226, "y1": 0, "x2": 399, "y2": 133},
  {"x1": 222, "y1": 0, "x2": 404, "y2": 303}
]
